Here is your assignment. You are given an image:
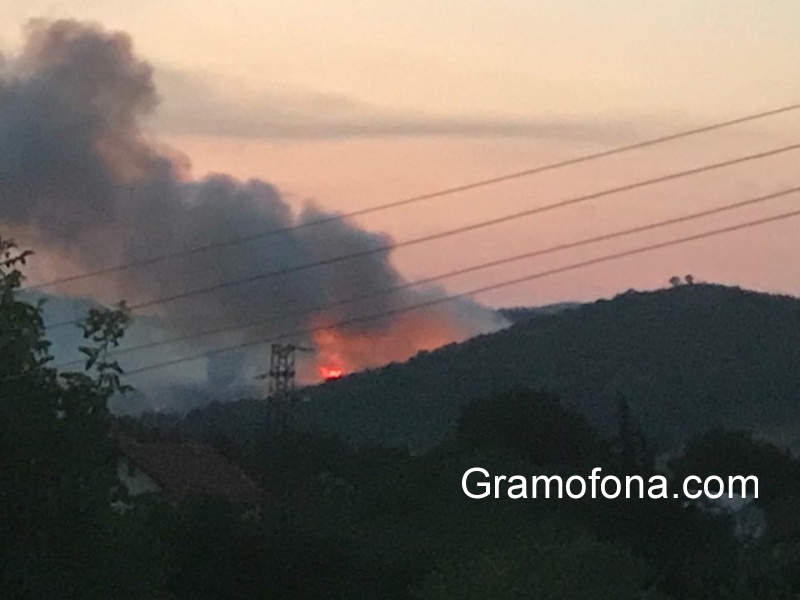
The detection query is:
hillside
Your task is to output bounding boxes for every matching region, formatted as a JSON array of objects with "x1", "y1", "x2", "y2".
[
  {"x1": 497, "y1": 302, "x2": 581, "y2": 323},
  {"x1": 185, "y1": 284, "x2": 800, "y2": 452}
]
